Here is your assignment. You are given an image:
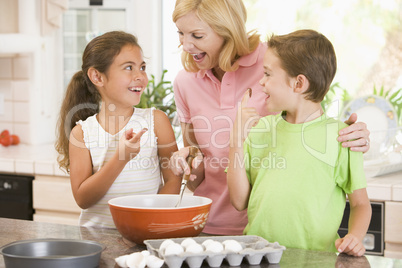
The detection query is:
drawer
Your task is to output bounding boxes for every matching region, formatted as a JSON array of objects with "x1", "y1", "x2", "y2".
[
  {"x1": 33, "y1": 175, "x2": 81, "y2": 214},
  {"x1": 385, "y1": 201, "x2": 402, "y2": 244},
  {"x1": 34, "y1": 210, "x2": 79, "y2": 226},
  {"x1": 384, "y1": 243, "x2": 402, "y2": 259}
]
